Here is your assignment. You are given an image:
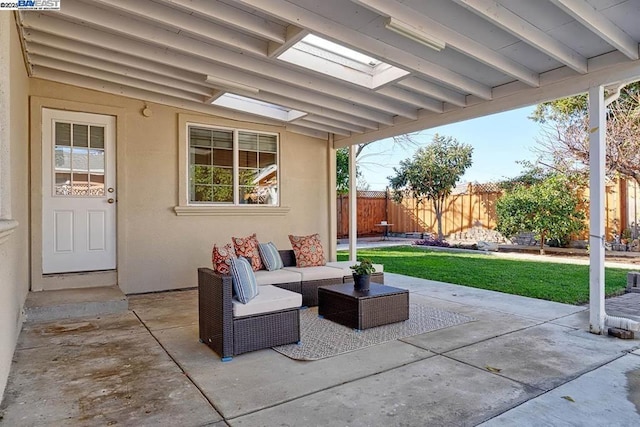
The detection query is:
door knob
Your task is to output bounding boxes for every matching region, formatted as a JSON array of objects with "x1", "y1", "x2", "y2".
[
  {"x1": 107, "y1": 187, "x2": 115, "y2": 193},
  {"x1": 107, "y1": 198, "x2": 115, "y2": 204}
]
